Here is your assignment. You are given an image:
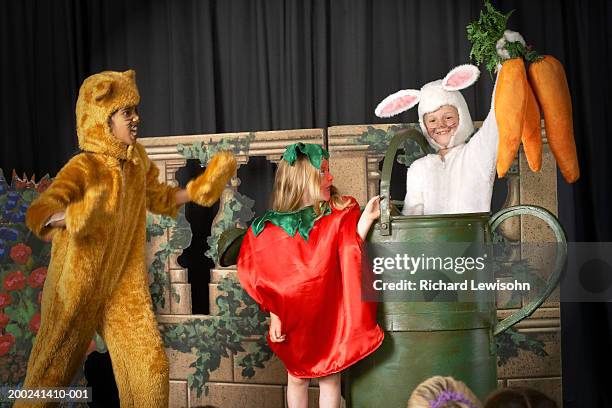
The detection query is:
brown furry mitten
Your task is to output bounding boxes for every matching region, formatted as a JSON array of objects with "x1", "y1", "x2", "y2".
[{"x1": 187, "y1": 151, "x2": 237, "y2": 207}]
